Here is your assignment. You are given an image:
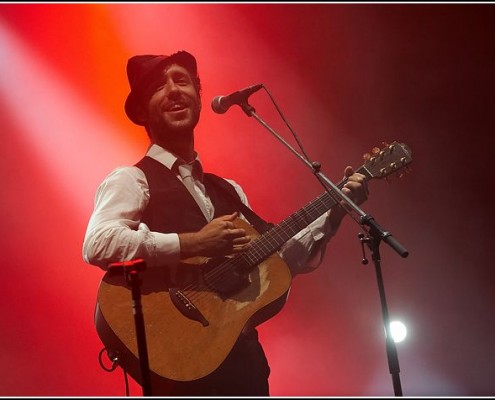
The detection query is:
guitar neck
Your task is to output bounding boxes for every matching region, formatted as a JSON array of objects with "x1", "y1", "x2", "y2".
[{"x1": 240, "y1": 166, "x2": 370, "y2": 268}]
